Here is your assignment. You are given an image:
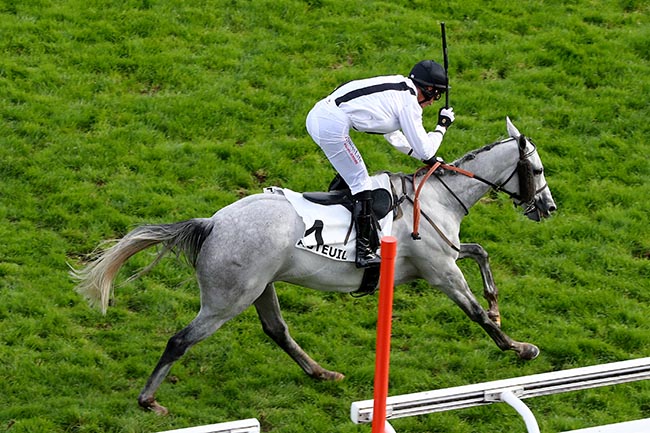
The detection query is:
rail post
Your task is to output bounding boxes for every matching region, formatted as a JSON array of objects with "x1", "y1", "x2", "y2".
[{"x1": 371, "y1": 236, "x2": 398, "y2": 433}]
